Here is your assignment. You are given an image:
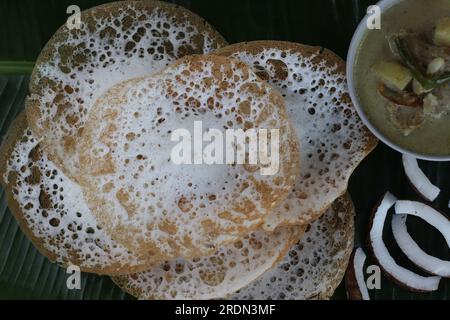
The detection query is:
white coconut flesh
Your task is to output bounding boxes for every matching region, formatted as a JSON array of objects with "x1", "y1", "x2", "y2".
[
  {"x1": 402, "y1": 155, "x2": 440, "y2": 202},
  {"x1": 370, "y1": 192, "x2": 441, "y2": 292},
  {"x1": 353, "y1": 248, "x2": 370, "y2": 300},
  {"x1": 395, "y1": 200, "x2": 450, "y2": 248},
  {"x1": 392, "y1": 215, "x2": 450, "y2": 278}
]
